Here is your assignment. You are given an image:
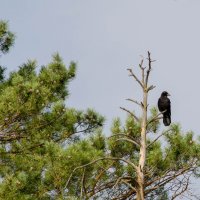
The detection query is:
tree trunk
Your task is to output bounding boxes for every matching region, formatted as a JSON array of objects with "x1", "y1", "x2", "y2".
[
  {"x1": 136, "y1": 89, "x2": 148, "y2": 200},
  {"x1": 136, "y1": 171, "x2": 145, "y2": 200}
]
